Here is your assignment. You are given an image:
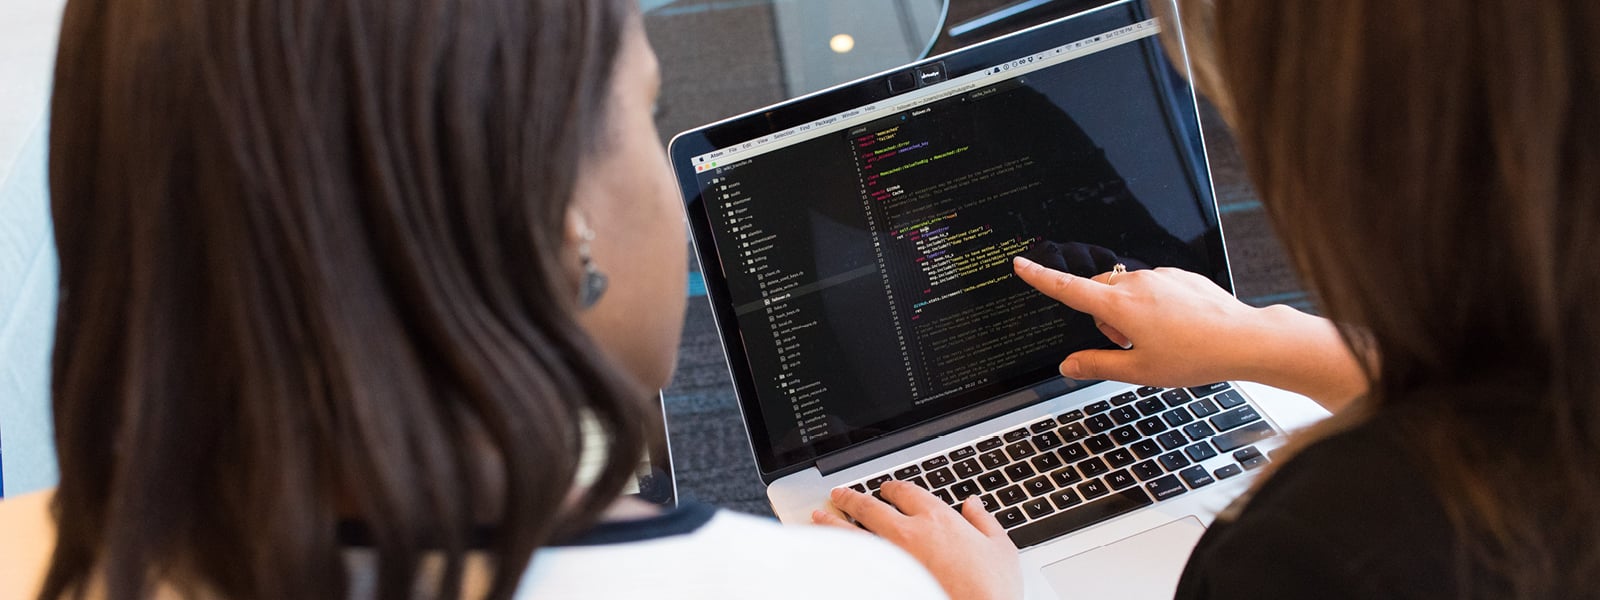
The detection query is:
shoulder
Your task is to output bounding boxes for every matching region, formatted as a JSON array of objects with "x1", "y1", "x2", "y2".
[
  {"x1": 1177, "y1": 419, "x2": 1459, "y2": 599},
  {"x1": 0, "y1": 490, "x2": 57, "y2": 600},
  {"x1": 518, "y1": 506, "x2": 946, "y2": 600}
]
